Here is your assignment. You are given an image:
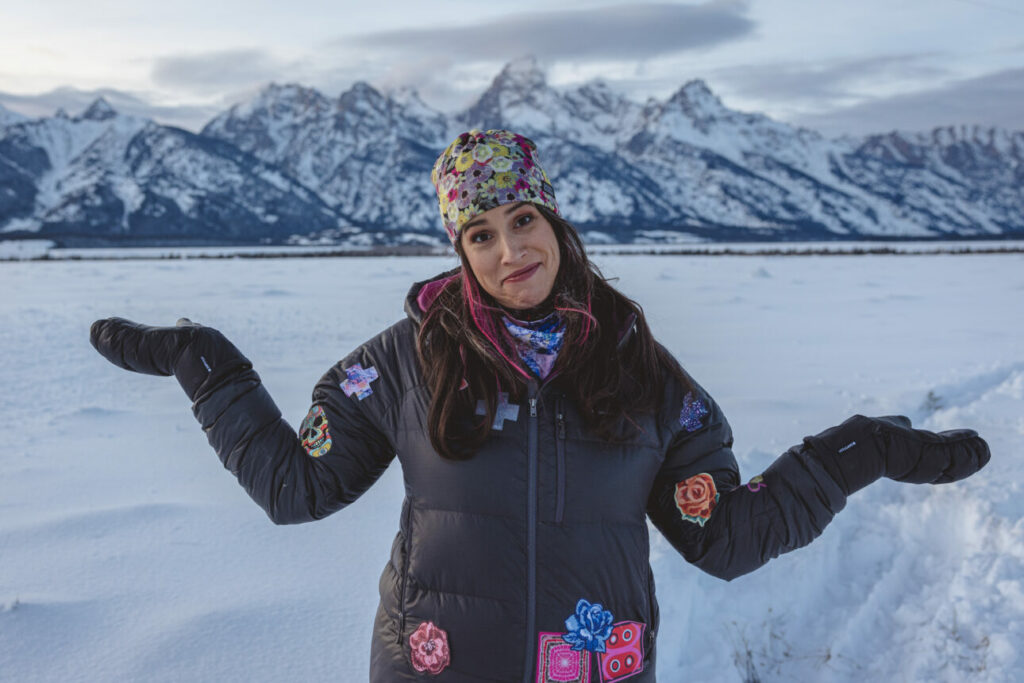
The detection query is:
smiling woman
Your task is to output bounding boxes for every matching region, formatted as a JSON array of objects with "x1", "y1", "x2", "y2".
[
  {"x1": 89, "y1": 128, "x2": 991, "y2": 682},
  {"x1": 460, "y1": 201, "x2": 561, "y2": 310}
]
